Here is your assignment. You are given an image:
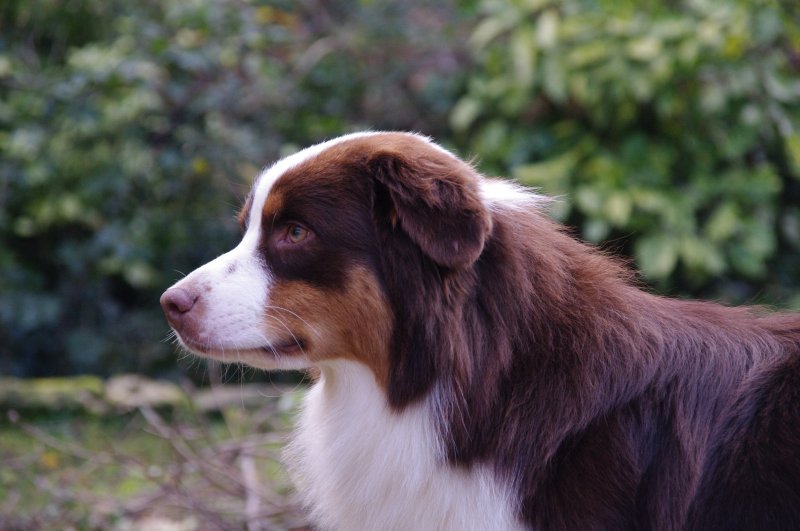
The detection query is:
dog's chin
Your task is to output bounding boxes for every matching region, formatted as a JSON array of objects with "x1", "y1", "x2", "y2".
[{"x1": 176, "y1": 334, "x2": 312, "y2": 371}]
